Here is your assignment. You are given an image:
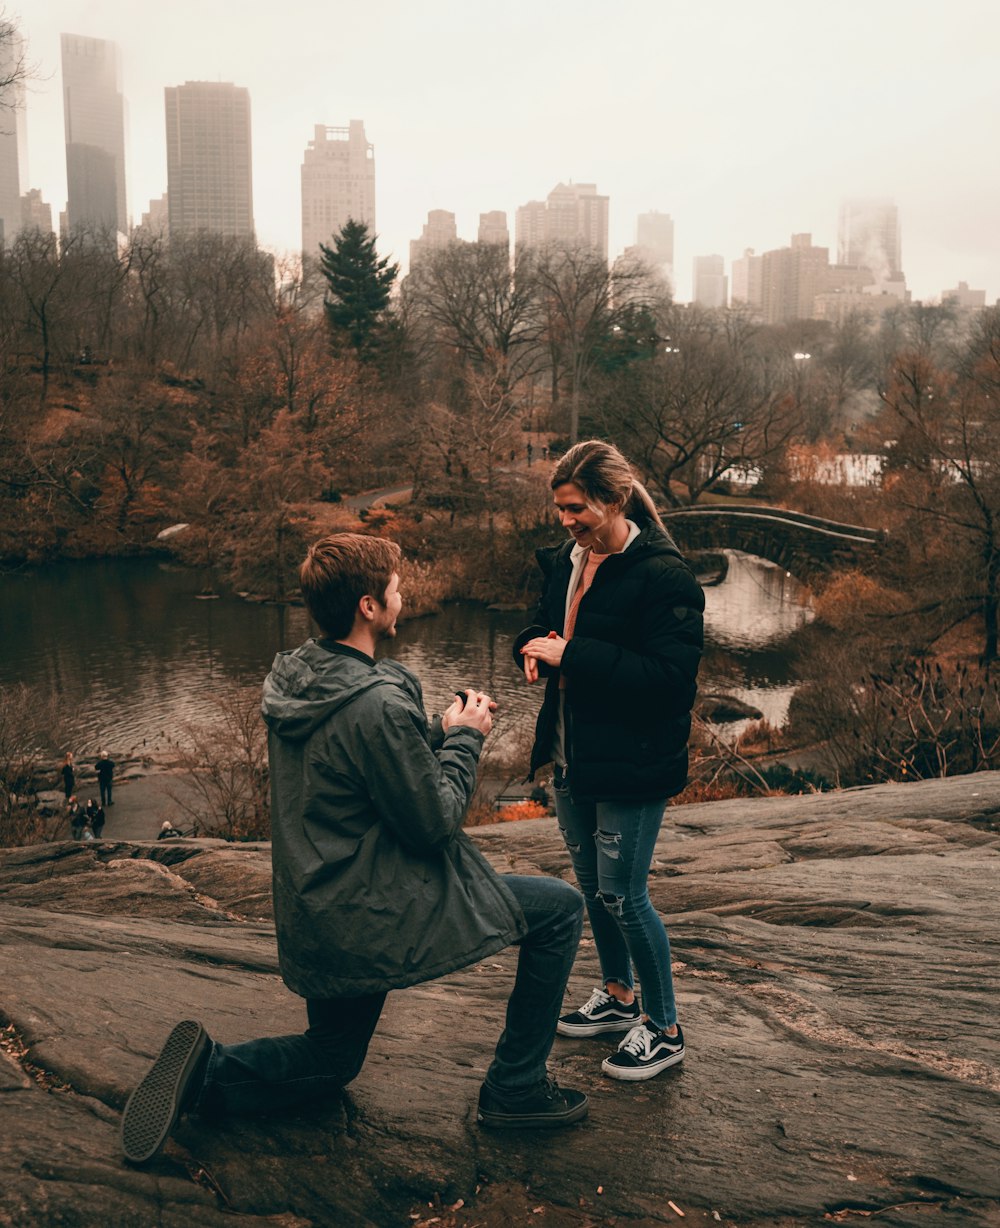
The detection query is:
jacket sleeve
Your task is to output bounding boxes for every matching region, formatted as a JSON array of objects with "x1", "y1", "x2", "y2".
[
  {"x1": 511, "y1": 549, "x2": 570, "y2": 676},
  {"x1": 360, "y1": 700, "x2": 485, "y2": 854},
  {"x1": 560, "y1": 562, "x2": 703, "y2": 711}
]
